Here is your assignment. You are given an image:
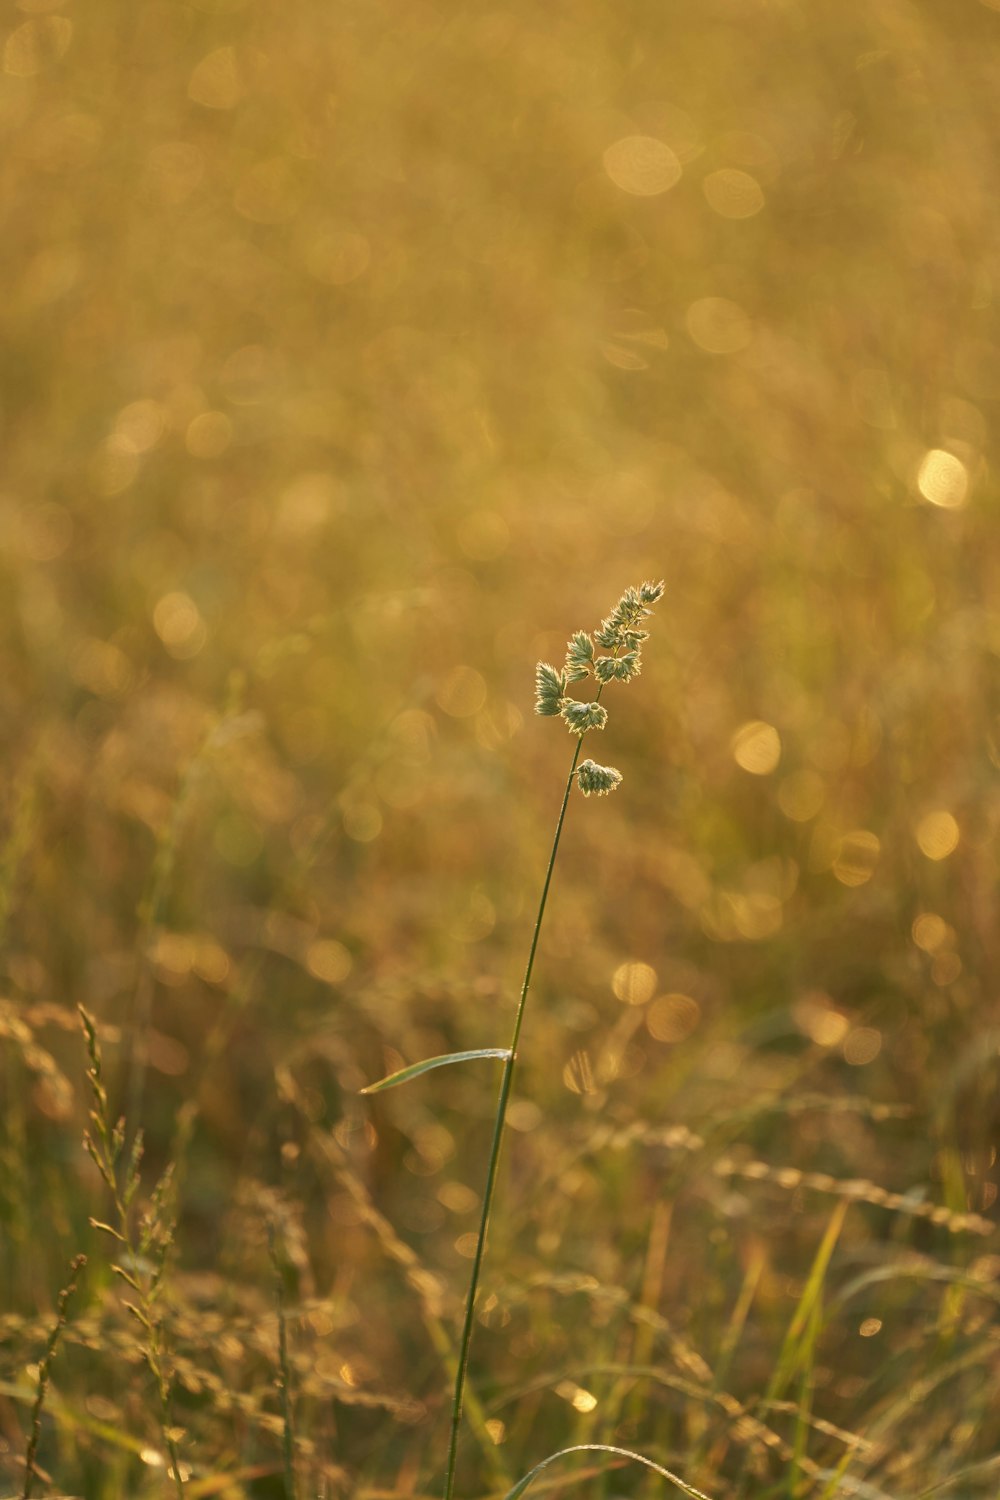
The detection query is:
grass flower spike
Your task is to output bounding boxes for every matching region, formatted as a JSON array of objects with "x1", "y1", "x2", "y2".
[
  {"x1": 535, "y1": 580, "x2": 664, "y2": 796},
  {"x1": 564, "y1": 631, "x2": 594, "y2": 681},
  {"x1": 534, "y1": 661, "x2": 565, "y2": 716},
  {"x1": 576, "y1": 758, "x2": 622, "y2": 796},
  {"x1": 560, "y1": 700, "x2": 607, "y2": 735}
]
